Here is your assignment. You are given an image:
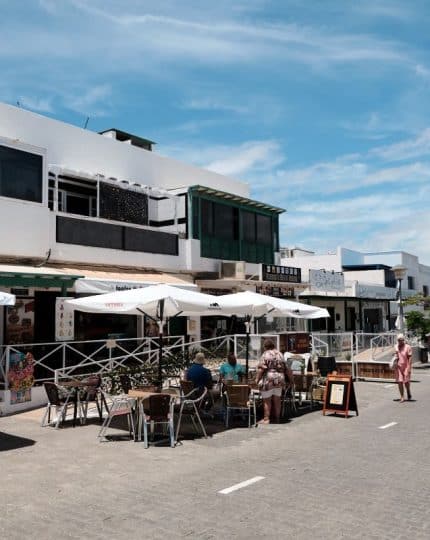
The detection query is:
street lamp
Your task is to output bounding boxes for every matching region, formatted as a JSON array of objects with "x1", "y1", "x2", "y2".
[{"x1": 392, "y1": 264, "x2": 407, "y2": 331}]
